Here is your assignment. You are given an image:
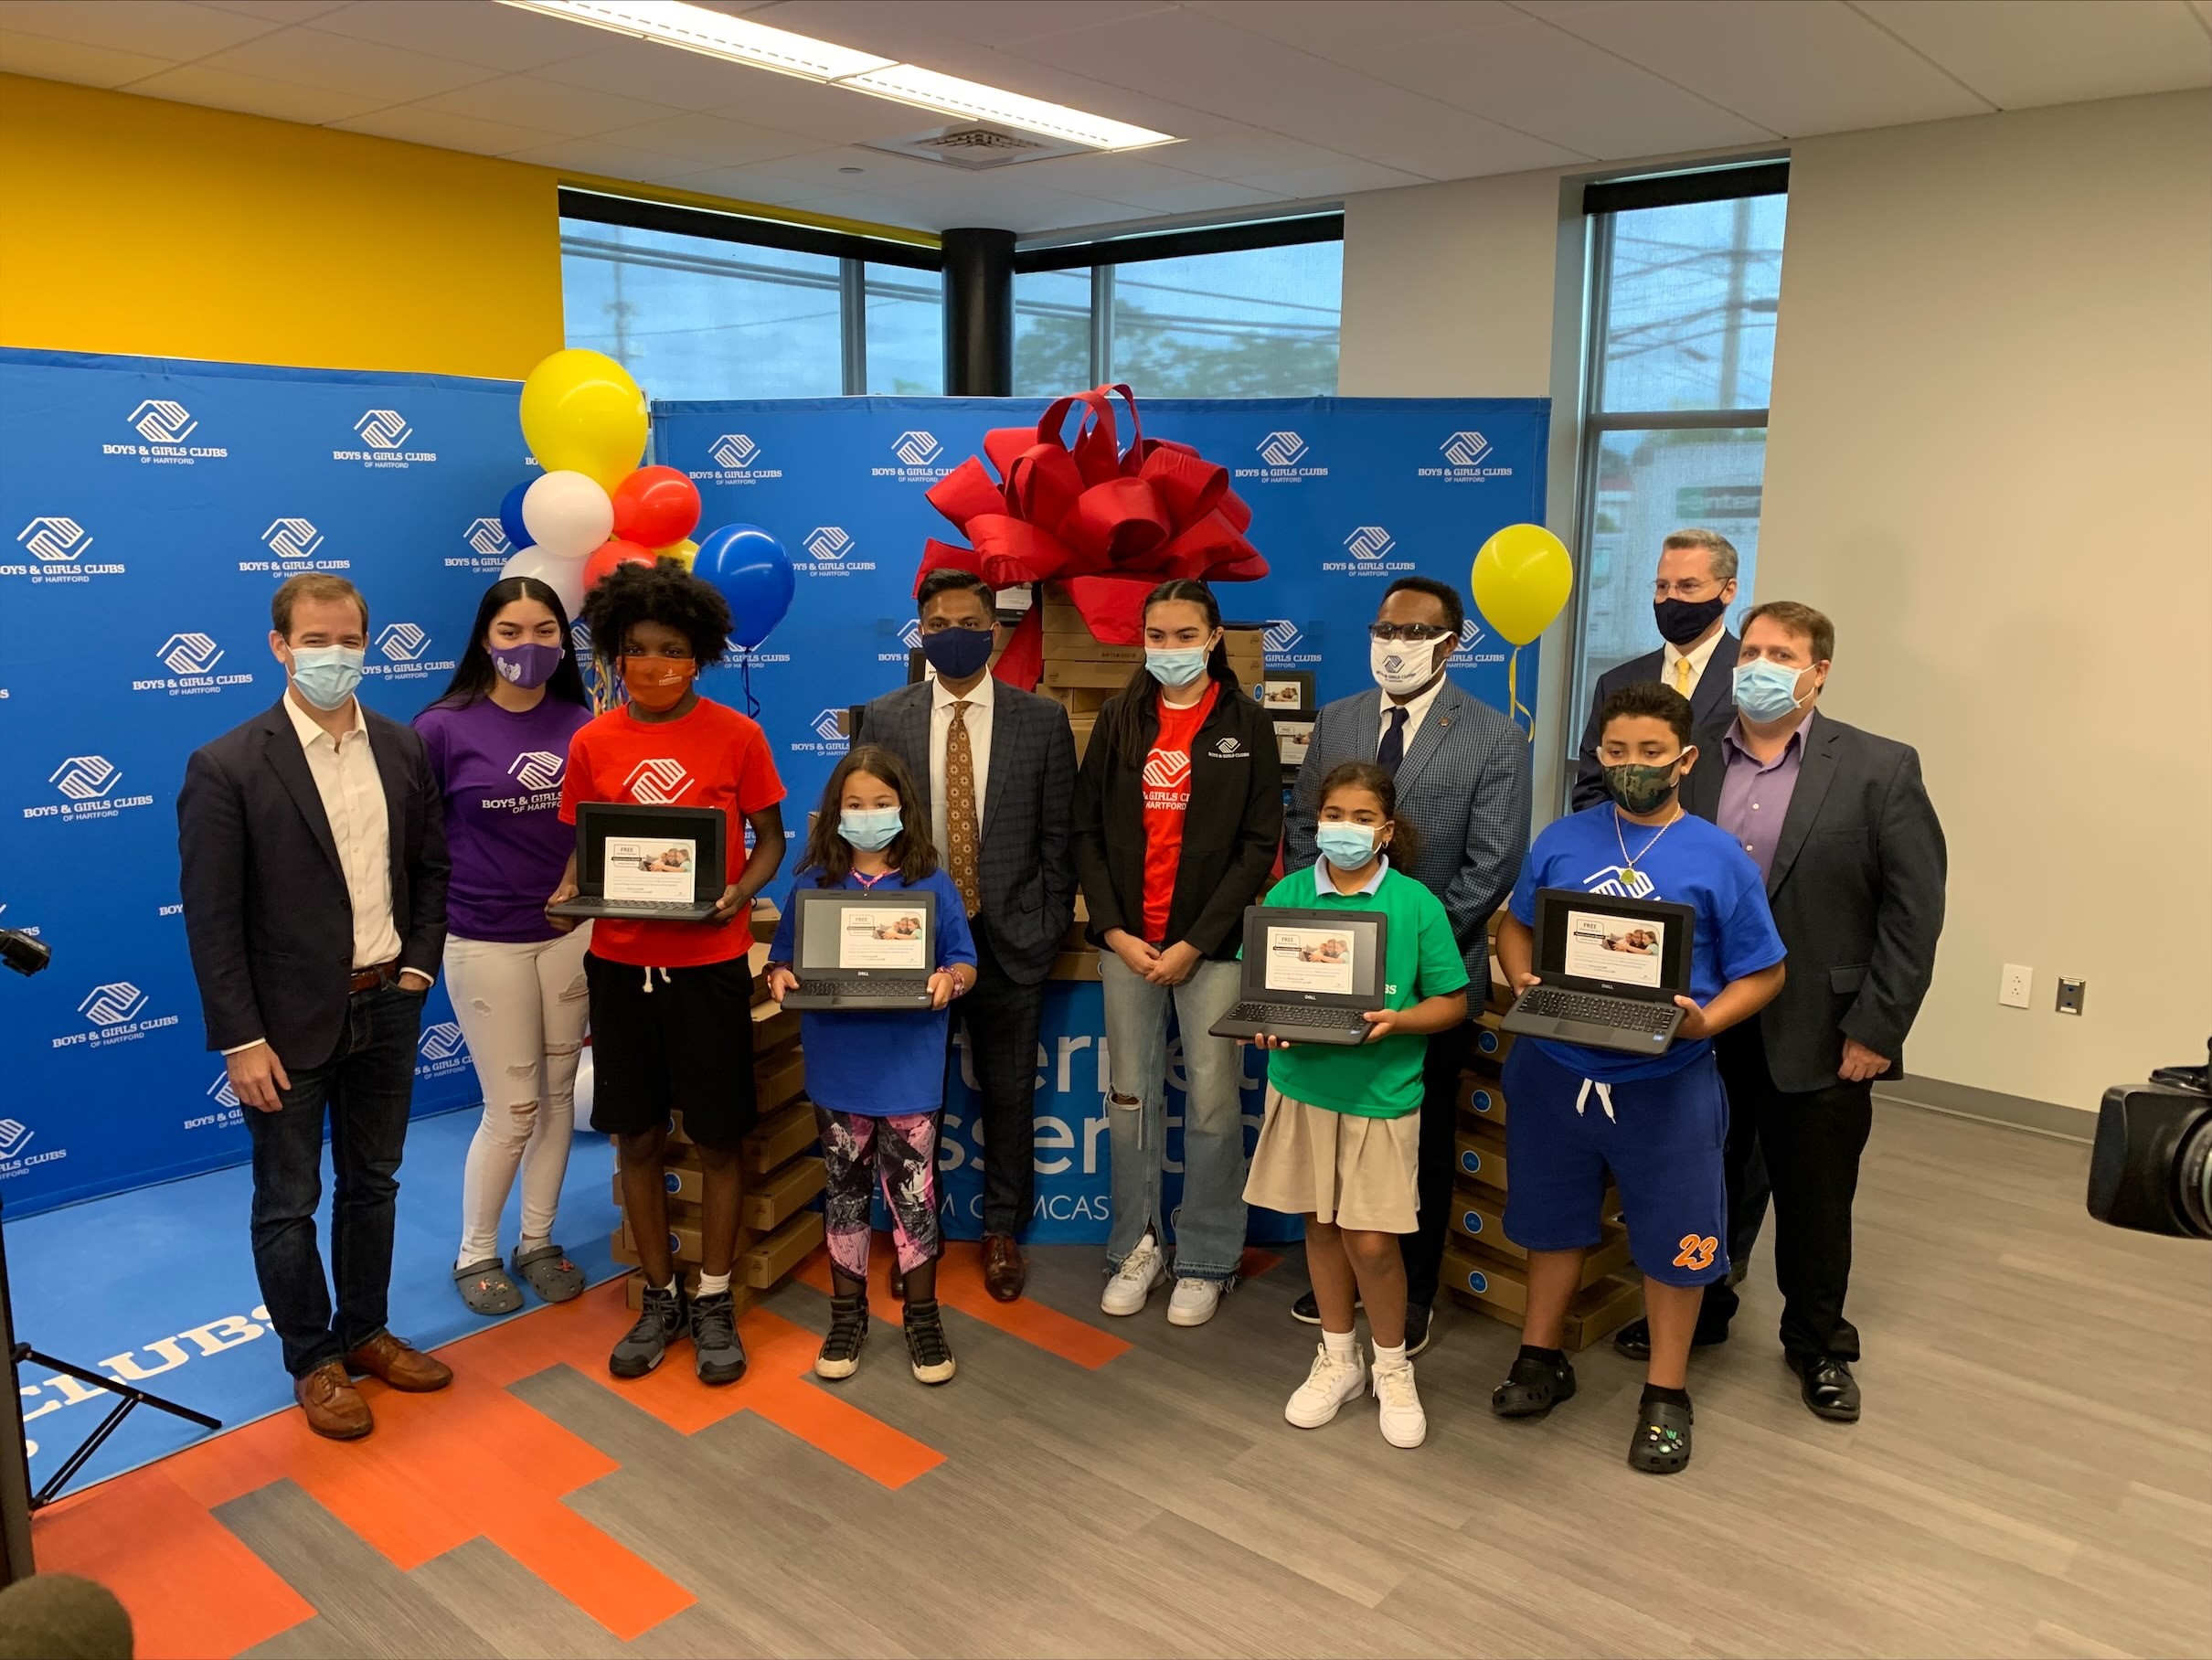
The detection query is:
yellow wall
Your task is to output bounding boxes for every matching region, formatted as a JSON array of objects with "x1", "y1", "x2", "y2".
[{"x1": 0, "y1": 74, "x2": 564, "y2": 379}]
